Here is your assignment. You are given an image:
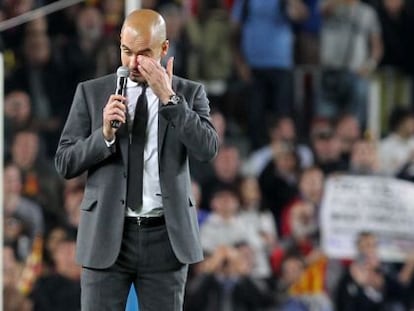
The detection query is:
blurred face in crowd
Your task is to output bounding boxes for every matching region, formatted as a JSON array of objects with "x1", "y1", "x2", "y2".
[
  {"x1": 272, "y1": 142, "x2": 297, "y2": 175},
  {"x1": 46, "y1": 227, "x2": 68, "y2": 260},
  {"x1": 290, "y1": 200, "x2": 317, "y2": 239},
  {"x1": 281, "y1": 256, "x2": 305, "y2": 286},
  {"x1": 383, "y1": 0, "x2": 404, "y2": 15},
  {"x1": 25, "y1": 16, "x2": 48, "y2": 36},
  {"x1": 161, "y1": 5, "x2": 185, "y2": 41},
  {"x1": 4, "y1": 165, "x2": 23, "y2": 197},
  {"x1": 4, "y1": 0, "x2": 33, "y2": 17},
  {"x1": 397, "y1": 116, "x2": 414, "y2": 138},
  {"x1": 3, "y1": 246, "x2": 20, "y2": 287},
  {"x1": 335, "y1": 115, "x2": 361, "y2": 154},
  {"x1": 53, "y1": 240, "x2": 80, "y2": 280},
  {"x1": 312, "y1": 130, "x2": 342, "y2": 162},
  {"x1": 142, "y1": 0, "x2": 158, "y2": 9},
  {"x1": 213, "y1": 146, "x2": 240, "y2": 182},
  {"x1": 120, "y1": 10, "x2": 168, "y2": 83},
  {"x1": 103, "y1": 0, "x2": 124, "y2": 15},
  {"x1": 299, "y1": 167, "x2": 324, "y2": 206},
  {"x1": 23, "y1": 32, "x2": 51, "y2": 67},
  {"x1": 357, "y1": 233, "x2": 379, "y2": 267},
  {"x1": 4, "y1": 91, "x2": 31, "y2": 125},
  {"x1": 270, "y1": 117, "x2": 296, "y2": 143},
  {"x1": 211, "y1": 190, "x2": 240, "y2": 219},
  {"x1": 239, "y1": 176, "x2": 261, "y2": 208},
  {"x1": 4, "y1": 216, "x2": 25, "y2": 244},
  {"x1": 350, "y1": 140, "x2": 379, "y2": 173},
  {"x1": 11, "y1": 131, "x2": 39, "y2": 170},
  {"x1": 77, "y1": 7, "x2": 104, "y2": 41}
]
